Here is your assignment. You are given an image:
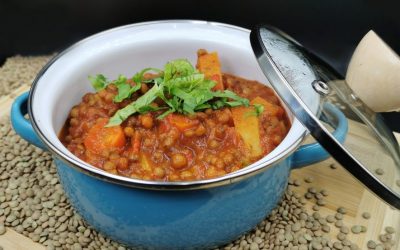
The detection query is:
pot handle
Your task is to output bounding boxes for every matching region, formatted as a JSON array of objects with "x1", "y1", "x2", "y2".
[
  {"x1": 291, "y1": 103, "x2": 348, "y2": 169},
  {"x1": 11, "y1": 92, "x2": 47, "y2": 150}
]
